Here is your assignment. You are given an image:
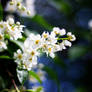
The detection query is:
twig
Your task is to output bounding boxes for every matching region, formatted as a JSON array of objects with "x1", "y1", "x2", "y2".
[{"x1": 7, "y1": 70, "x2": 20, "y2": 92}]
